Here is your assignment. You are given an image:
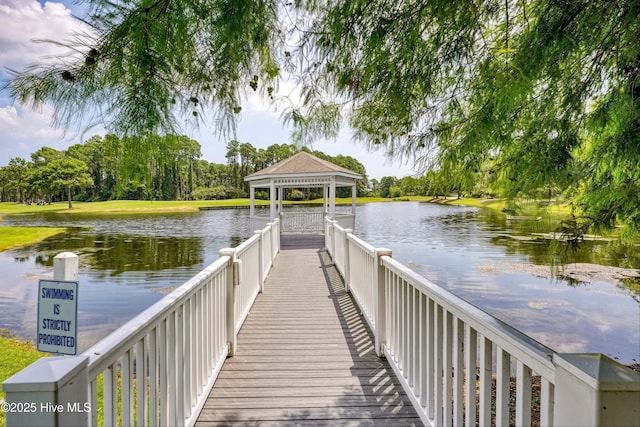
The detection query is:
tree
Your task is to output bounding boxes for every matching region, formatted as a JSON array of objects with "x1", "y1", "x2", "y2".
[
  {"x1": 378, "y1": 176, "x2": 398, "y2": 199},
  {"x1": 4, "y1": 158, "x2": 29, "y2": 203},
  {"x1": 67, "y1": 136, "x2": 107, "y2": 201},
  {"x1": 46, "y1": 158, "x2": 94, "y2": 208},
  {"x1": 294, "y1": 0, "x2": 640, "y2": 230}
]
